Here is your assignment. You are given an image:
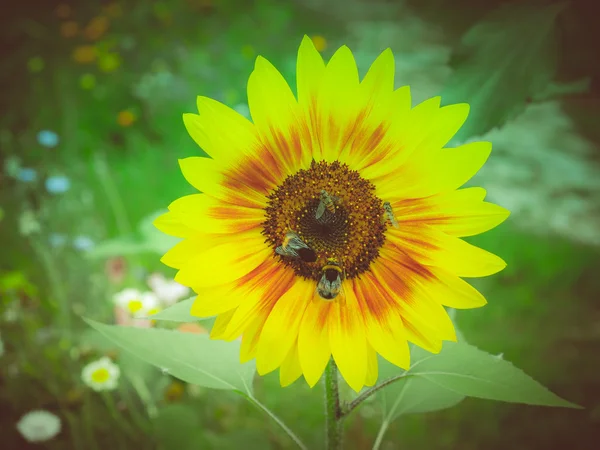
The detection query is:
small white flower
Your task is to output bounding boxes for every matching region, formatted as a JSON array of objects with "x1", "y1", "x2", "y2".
[
  {"x1": 147, "y1": 273, "x2": 190, "y2": 306},
  {"x1": 113, "y1": 288, "x2": 159, "y2": 318},
  {"x1": 81, "y1": 357, "x2": 120, "y2": 391},
  {"x1": 16, "y1": 410, "x2": 61, "y2": 442}
]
